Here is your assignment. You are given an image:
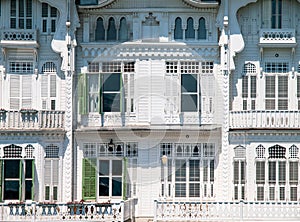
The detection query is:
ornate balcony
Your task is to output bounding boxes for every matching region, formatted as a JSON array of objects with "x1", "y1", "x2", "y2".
[
  {"x1": 0, "y1": 29, "x2": 38, "y2": 48},
  {"x1": 154, "y1": 200, "x2": 300, "y2": 221},
  {"x1": 0, "y1": 199, "x2": 135, "y2": 221},
  {"x1": 259, "y1": 29, "x2": 296, "y2": 48},
  {"x1": 229, "y1": 110, "x2": 300, "y2": 129},
  {"x1": 0, "y1": 110, "x2": 65, "y2": 130}
]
